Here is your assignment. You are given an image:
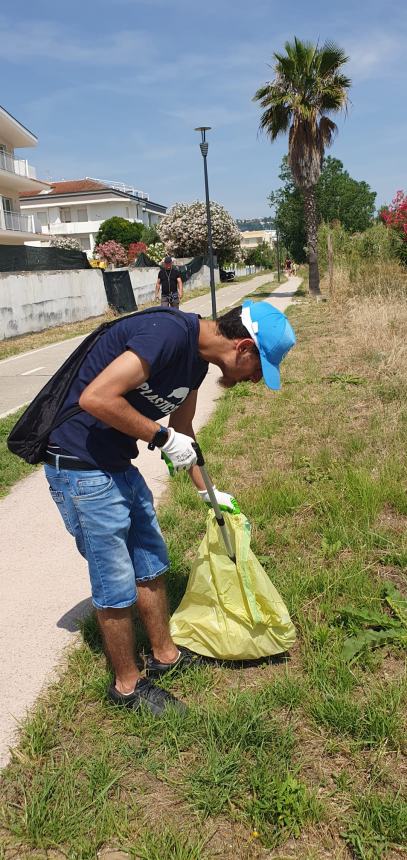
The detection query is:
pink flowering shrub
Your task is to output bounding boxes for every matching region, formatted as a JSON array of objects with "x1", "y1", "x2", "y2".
[
  {"x1": 94, "y1": 240, "x2": 128, "y2": 267},
  {"x1": 128, "y1": 241, "x2": 147, "y2": 263},
  {"x1": 380, "y1": 191, "x2": 407, "y2": 263}
]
